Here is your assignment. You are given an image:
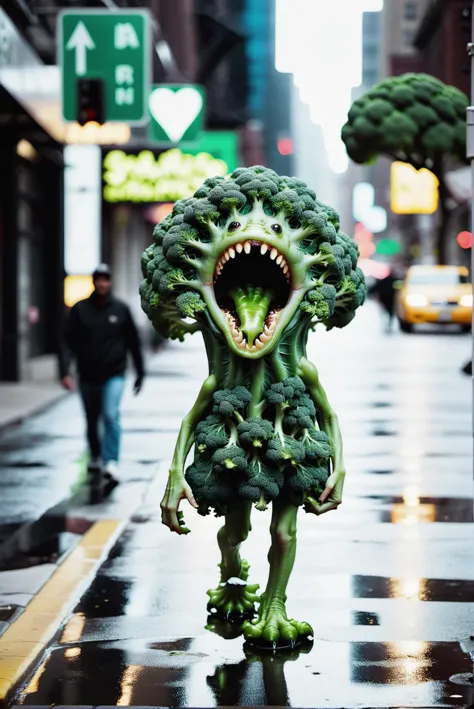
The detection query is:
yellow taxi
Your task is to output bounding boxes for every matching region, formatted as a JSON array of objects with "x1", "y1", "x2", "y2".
[{"x1": 397, "y1": 265, "x2": 472, "y2": 332}]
